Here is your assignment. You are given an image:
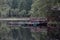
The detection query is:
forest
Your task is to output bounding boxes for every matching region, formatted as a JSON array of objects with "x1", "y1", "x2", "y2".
[{"x1": 0, "y1": 0, "x2": 60, "y2": 40}]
